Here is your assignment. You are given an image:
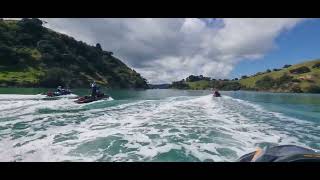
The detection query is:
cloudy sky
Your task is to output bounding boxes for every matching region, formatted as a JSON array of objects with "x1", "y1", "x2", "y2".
[{"x1": 37, "y1": 18, "x2": 319, "y2": 83}]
